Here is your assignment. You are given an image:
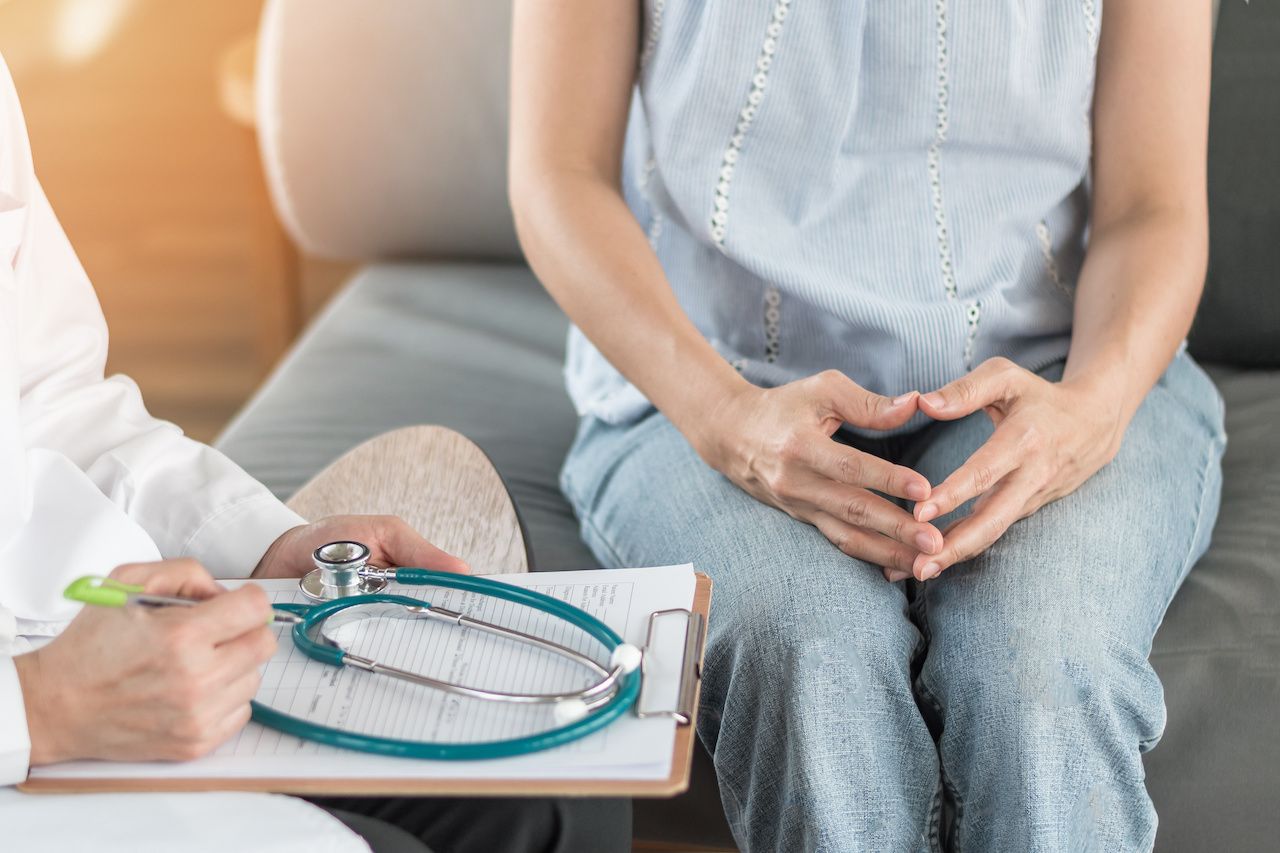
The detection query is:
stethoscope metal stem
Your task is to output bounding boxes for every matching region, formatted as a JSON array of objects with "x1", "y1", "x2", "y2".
[
  {"x1": 342, "y1": 652, "x2": 624, "y2": 706},
  {"x1": 332, "y1": 603, "x2": 623, "y2": 705},
  {"x1": 421, "y1": 606, "x2": 610, "y2": 679}
]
